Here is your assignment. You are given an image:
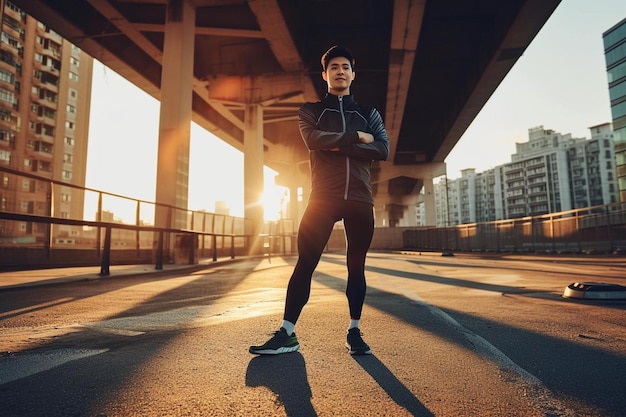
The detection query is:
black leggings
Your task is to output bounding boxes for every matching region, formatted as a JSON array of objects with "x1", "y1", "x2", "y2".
[{"x1": 283, "y1": 198, "x2": 374, "y2": 324}]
